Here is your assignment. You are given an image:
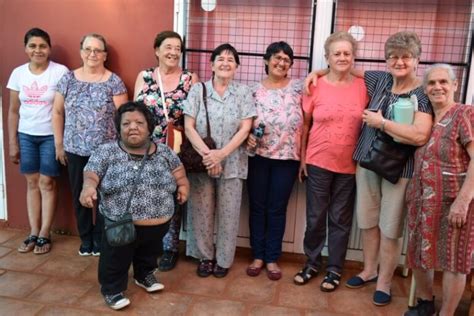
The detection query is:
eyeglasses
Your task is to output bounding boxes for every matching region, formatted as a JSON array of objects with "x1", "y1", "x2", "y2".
[
  {"x1": 82, "y1": 47, "x2": 106, "y2": 55},
  {"x1": 386, "y1": 55, "x2": 413, "y2": 64},
  {"x1": 272, "y1": 55, "x2": 292, "y2": 65}
]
